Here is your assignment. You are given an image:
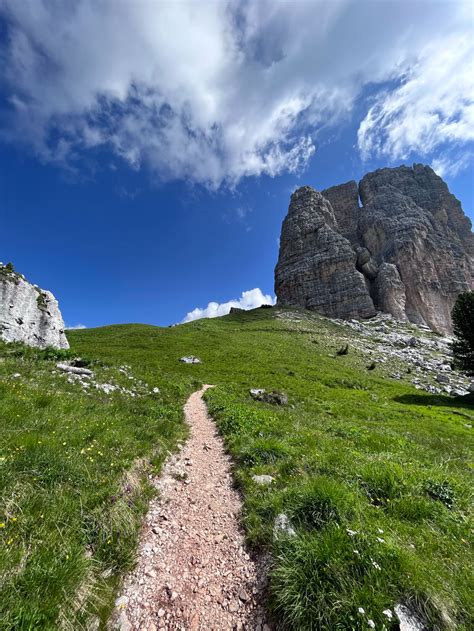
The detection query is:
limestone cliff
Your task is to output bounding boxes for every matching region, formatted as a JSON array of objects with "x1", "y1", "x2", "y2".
[
  {"x1": 274, "y1": 186, "x2": 376, "y2": 320},
  {"x1": 0, "y1": 264, "x2": 69, "y2": 349},
  {"x1": 275, "y1": 165, "x2": 474, "y2": 334}
]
